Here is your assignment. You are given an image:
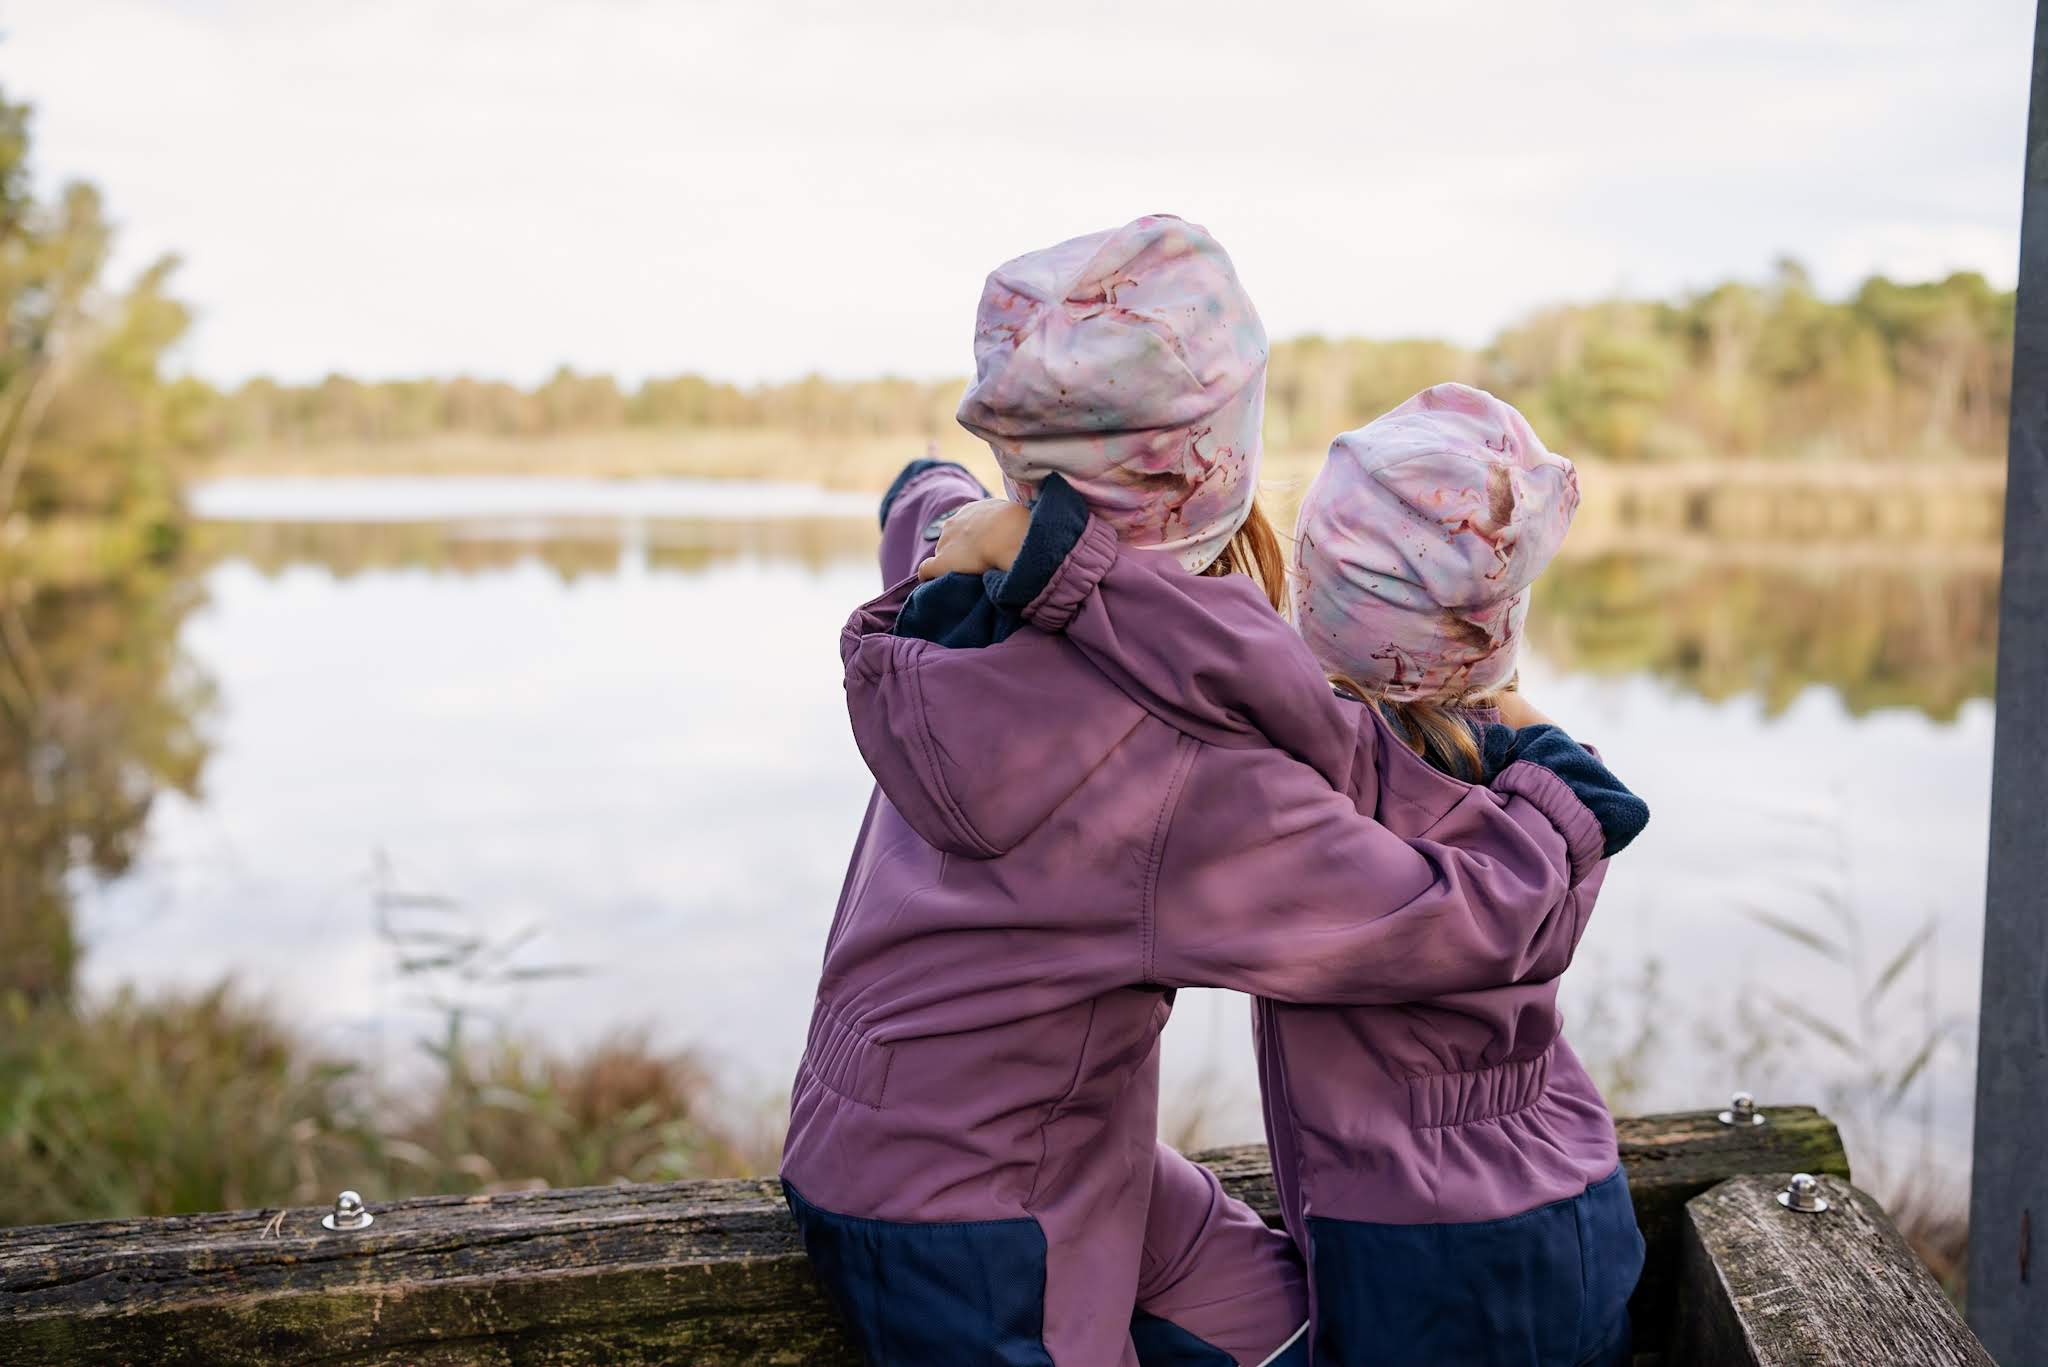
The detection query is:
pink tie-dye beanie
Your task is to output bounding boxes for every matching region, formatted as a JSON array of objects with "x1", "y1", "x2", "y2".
[
  {"x1": 1294, "y1": 383, "x2": 1579, "y2": 701},
  {"x1": 956, "y1": 214, "x2": 1267, "y2": 572}
]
